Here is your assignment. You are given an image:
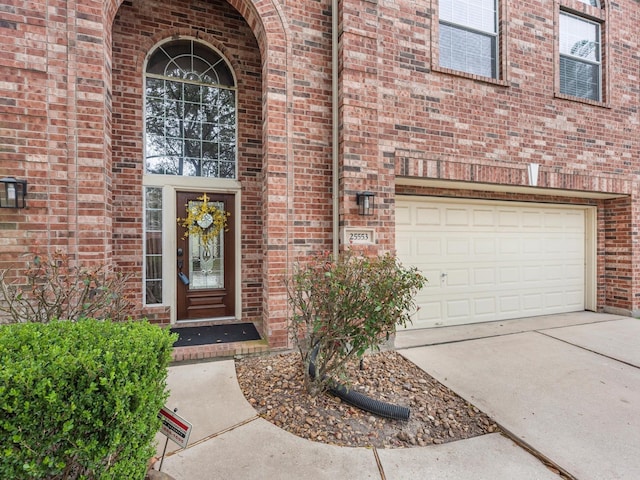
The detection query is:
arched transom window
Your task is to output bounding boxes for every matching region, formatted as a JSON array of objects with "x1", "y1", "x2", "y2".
[{"x1": 145, "y1": 39, "x2": 237, "y2": 178}]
